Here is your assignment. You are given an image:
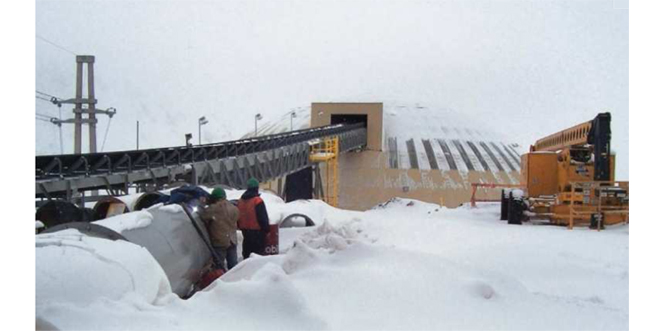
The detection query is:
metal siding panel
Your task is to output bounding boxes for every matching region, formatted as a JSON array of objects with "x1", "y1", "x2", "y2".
[
  {"x1": 422, "y1": 139, "x2": 439, "y2": 170},
  {"x1": 452, "y1": 140, "x2": 475, "y2": 171},
  {"x1": 397, "y1": 137, "x2": 411, "y2": 169},
  {"x1": 436, "y1": 139, "x2": 458, "y2": 170},
  {"x1": 479, "y1": 142, "x2": 505, "y2": 172},
  {"x1": 406, "y1": 139, "x2": 419, "y2": 169},
  {"x1": 466, "y1": 141, "x2": 490, "y2": 172},
  {"x1": 508, "y1": 143, "x2": 522, "y2": 158},
  {"x1": 387, "y1": 137, "x2": 399, "y2": 169},
  {"x1": 413, "y1": 139, "x2": 431, "y2": 170},
  {"x1": 431, "y1": 139, "x2": 451, "y2": 171},
  {"x1": 459, "y1": 140, "x2": 484, "y2": 172},
  {"x1": 501, "y1": 143, "x2": 522, "y2": 167},
  {"x1": 446, "y1": 139, "x2": 469, "y2": 172},
  {"x1": 490, "y1": 142, "x2": 517, "y2": 172}
]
